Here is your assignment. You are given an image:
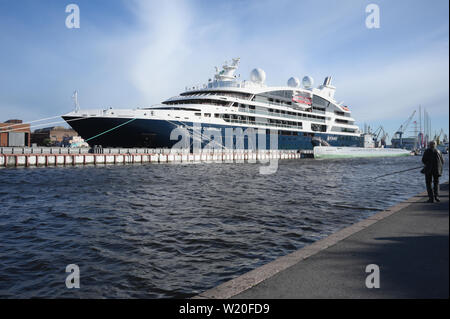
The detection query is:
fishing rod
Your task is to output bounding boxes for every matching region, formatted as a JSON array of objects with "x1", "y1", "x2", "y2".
[{"x1": 373, "y1": 166, "x2": 424, "y2": 180}]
